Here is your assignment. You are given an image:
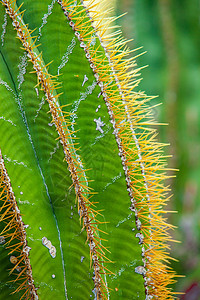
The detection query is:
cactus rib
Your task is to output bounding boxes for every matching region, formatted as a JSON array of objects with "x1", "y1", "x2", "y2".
[
  {"x1": 58, "y1": 0, "x2": 177, "y2": 299},
  {"x1": 0, "y1": 150, "x2": 38, "y2": 299}
]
